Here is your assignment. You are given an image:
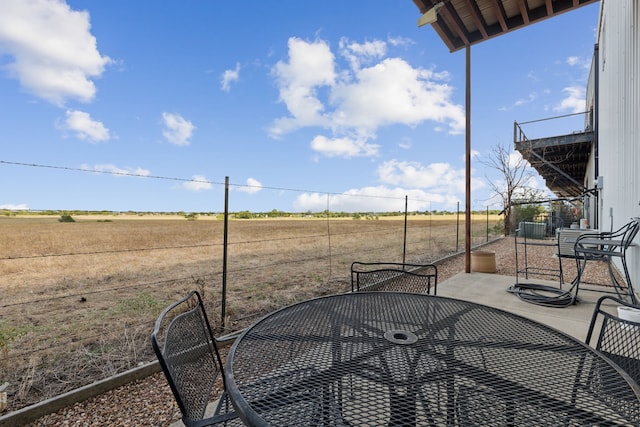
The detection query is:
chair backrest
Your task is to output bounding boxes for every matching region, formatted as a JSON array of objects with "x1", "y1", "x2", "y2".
[
  {"x1": 350, "y1": 262, "x2": 437, "y2": 295},
  {"x1": 586, "y1": 295, "x2": 640, "y2": 385},
  {"x1": 151, "y1": 290, "x2": 227, "y2": 423},
  {"x1": 574, "y1": 217, "x2": 640, "y2": 258},
  {"x1": 619, "y1": 217, "x2": 640, "y2": 250}
]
